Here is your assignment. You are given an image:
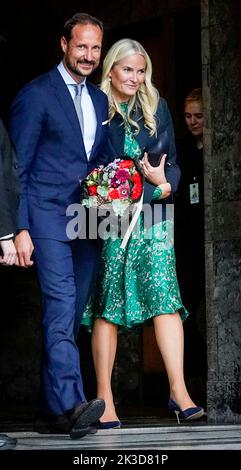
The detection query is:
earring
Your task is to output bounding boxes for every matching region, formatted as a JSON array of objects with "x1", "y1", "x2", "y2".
[{"x1": 108, "y1": 76, "x2": 112, "y2": 82}]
